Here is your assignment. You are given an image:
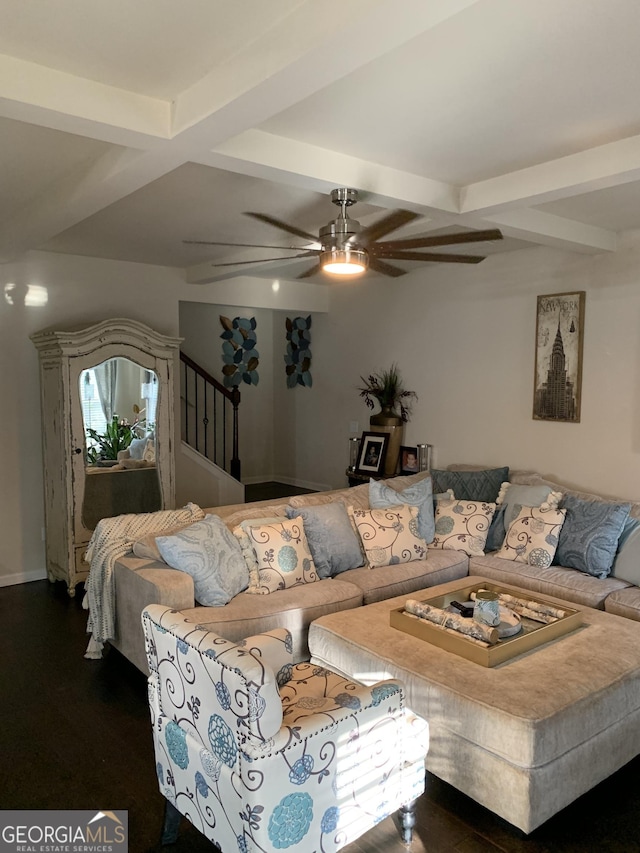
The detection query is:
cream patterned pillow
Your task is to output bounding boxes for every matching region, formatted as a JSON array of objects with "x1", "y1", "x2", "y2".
[
  {"x1": 497, "y1": 505, "x2": 566, "y2": 567},
  {"x1": 232, "y1": 517, "x2": 285, "y2": 594},
  {"x1": 350, "y1": 504, "x2": 428, "y2": 568},
  {"x1": 430, "y1": 499, "x2": 496, "y2": 556},
  {"x1": 244, "y1": 517, "x2": 318, "y2": 593}
]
